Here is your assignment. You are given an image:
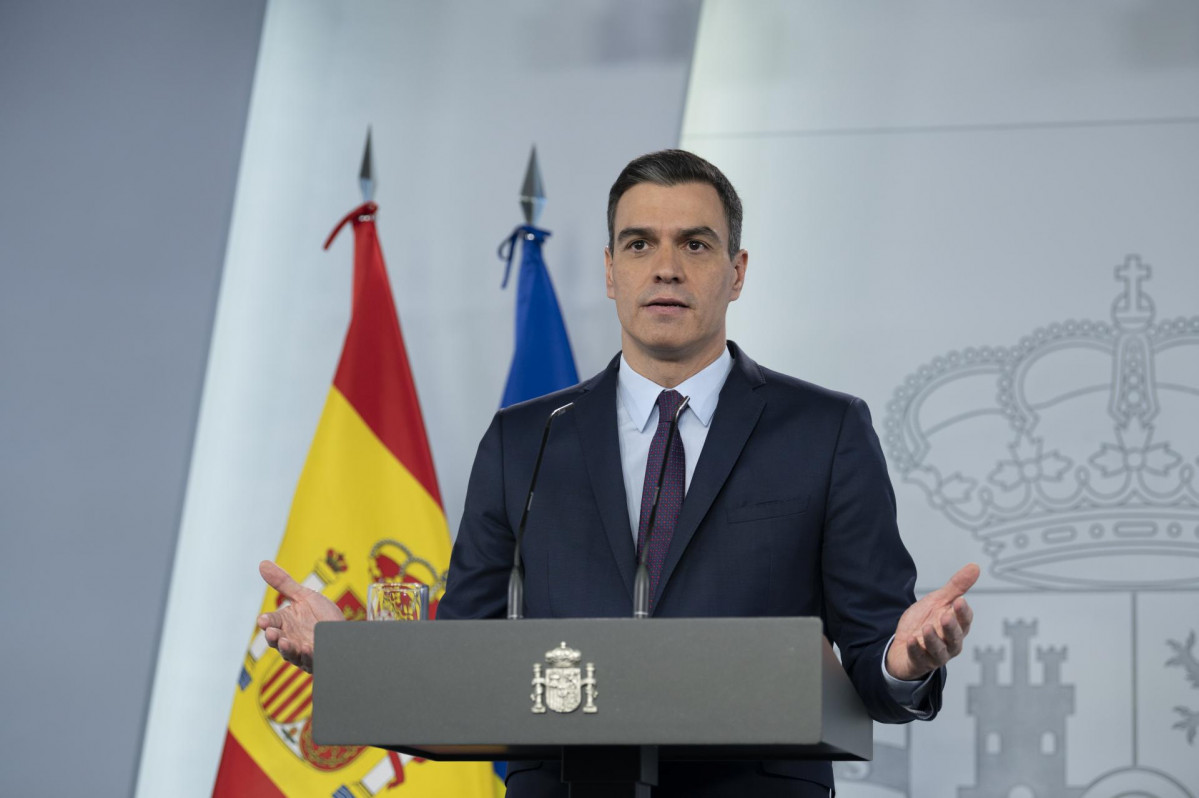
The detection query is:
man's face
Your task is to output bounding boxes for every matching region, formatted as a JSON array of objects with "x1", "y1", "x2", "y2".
[{"x1": 605, "y1": 181, "x2": 747, "y2": 370}]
